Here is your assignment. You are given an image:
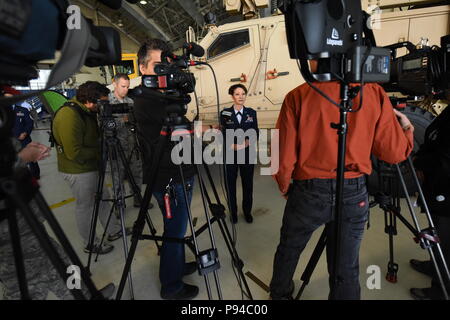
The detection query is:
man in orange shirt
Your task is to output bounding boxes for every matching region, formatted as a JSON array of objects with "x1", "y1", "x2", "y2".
[{"x1": 269, "y1": 66, "x2": 415, "y2": 299}]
